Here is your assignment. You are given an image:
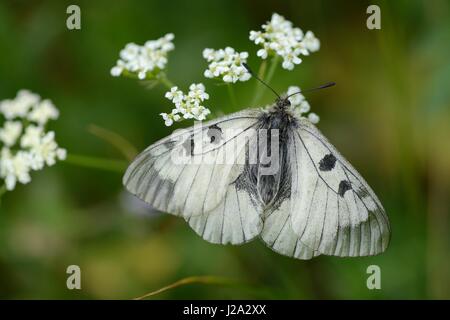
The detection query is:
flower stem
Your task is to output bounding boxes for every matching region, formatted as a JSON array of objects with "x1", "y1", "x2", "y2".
[
  {"x1": 264, "y1": 56, "x2": 280, "y2": 90},
  {"x1": 88, "y1": 124, "x2": 138, "y2": 161},
  {"x1": 251, "y1": 56, "x2": 279, "y2": 105},
  {"x1": 227, "y1": 83, "x2": 237, "y2": 108},
  {"x1": 250, "y1": 60, "x2": 267, "y2": 106},
  {"x1": 159, "y1": 73, "x2": 175, "y2": 89},
  {"x1": 0, "y1": 184, "x2": 6, "y2": 205},
  {"x1": 65, "y1": 154, "x2": 127, "y2": 173}
]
